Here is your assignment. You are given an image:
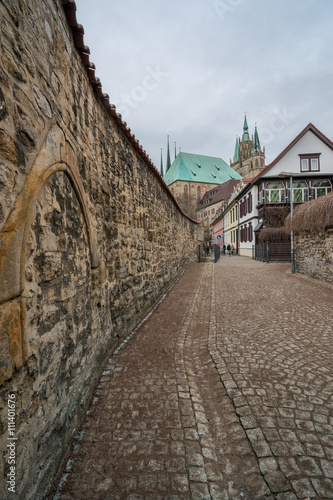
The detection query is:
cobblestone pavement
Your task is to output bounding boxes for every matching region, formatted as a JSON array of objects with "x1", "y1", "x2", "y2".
[{"x1": 53, "y1": 257, "x2": 333, "y2": 500}]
